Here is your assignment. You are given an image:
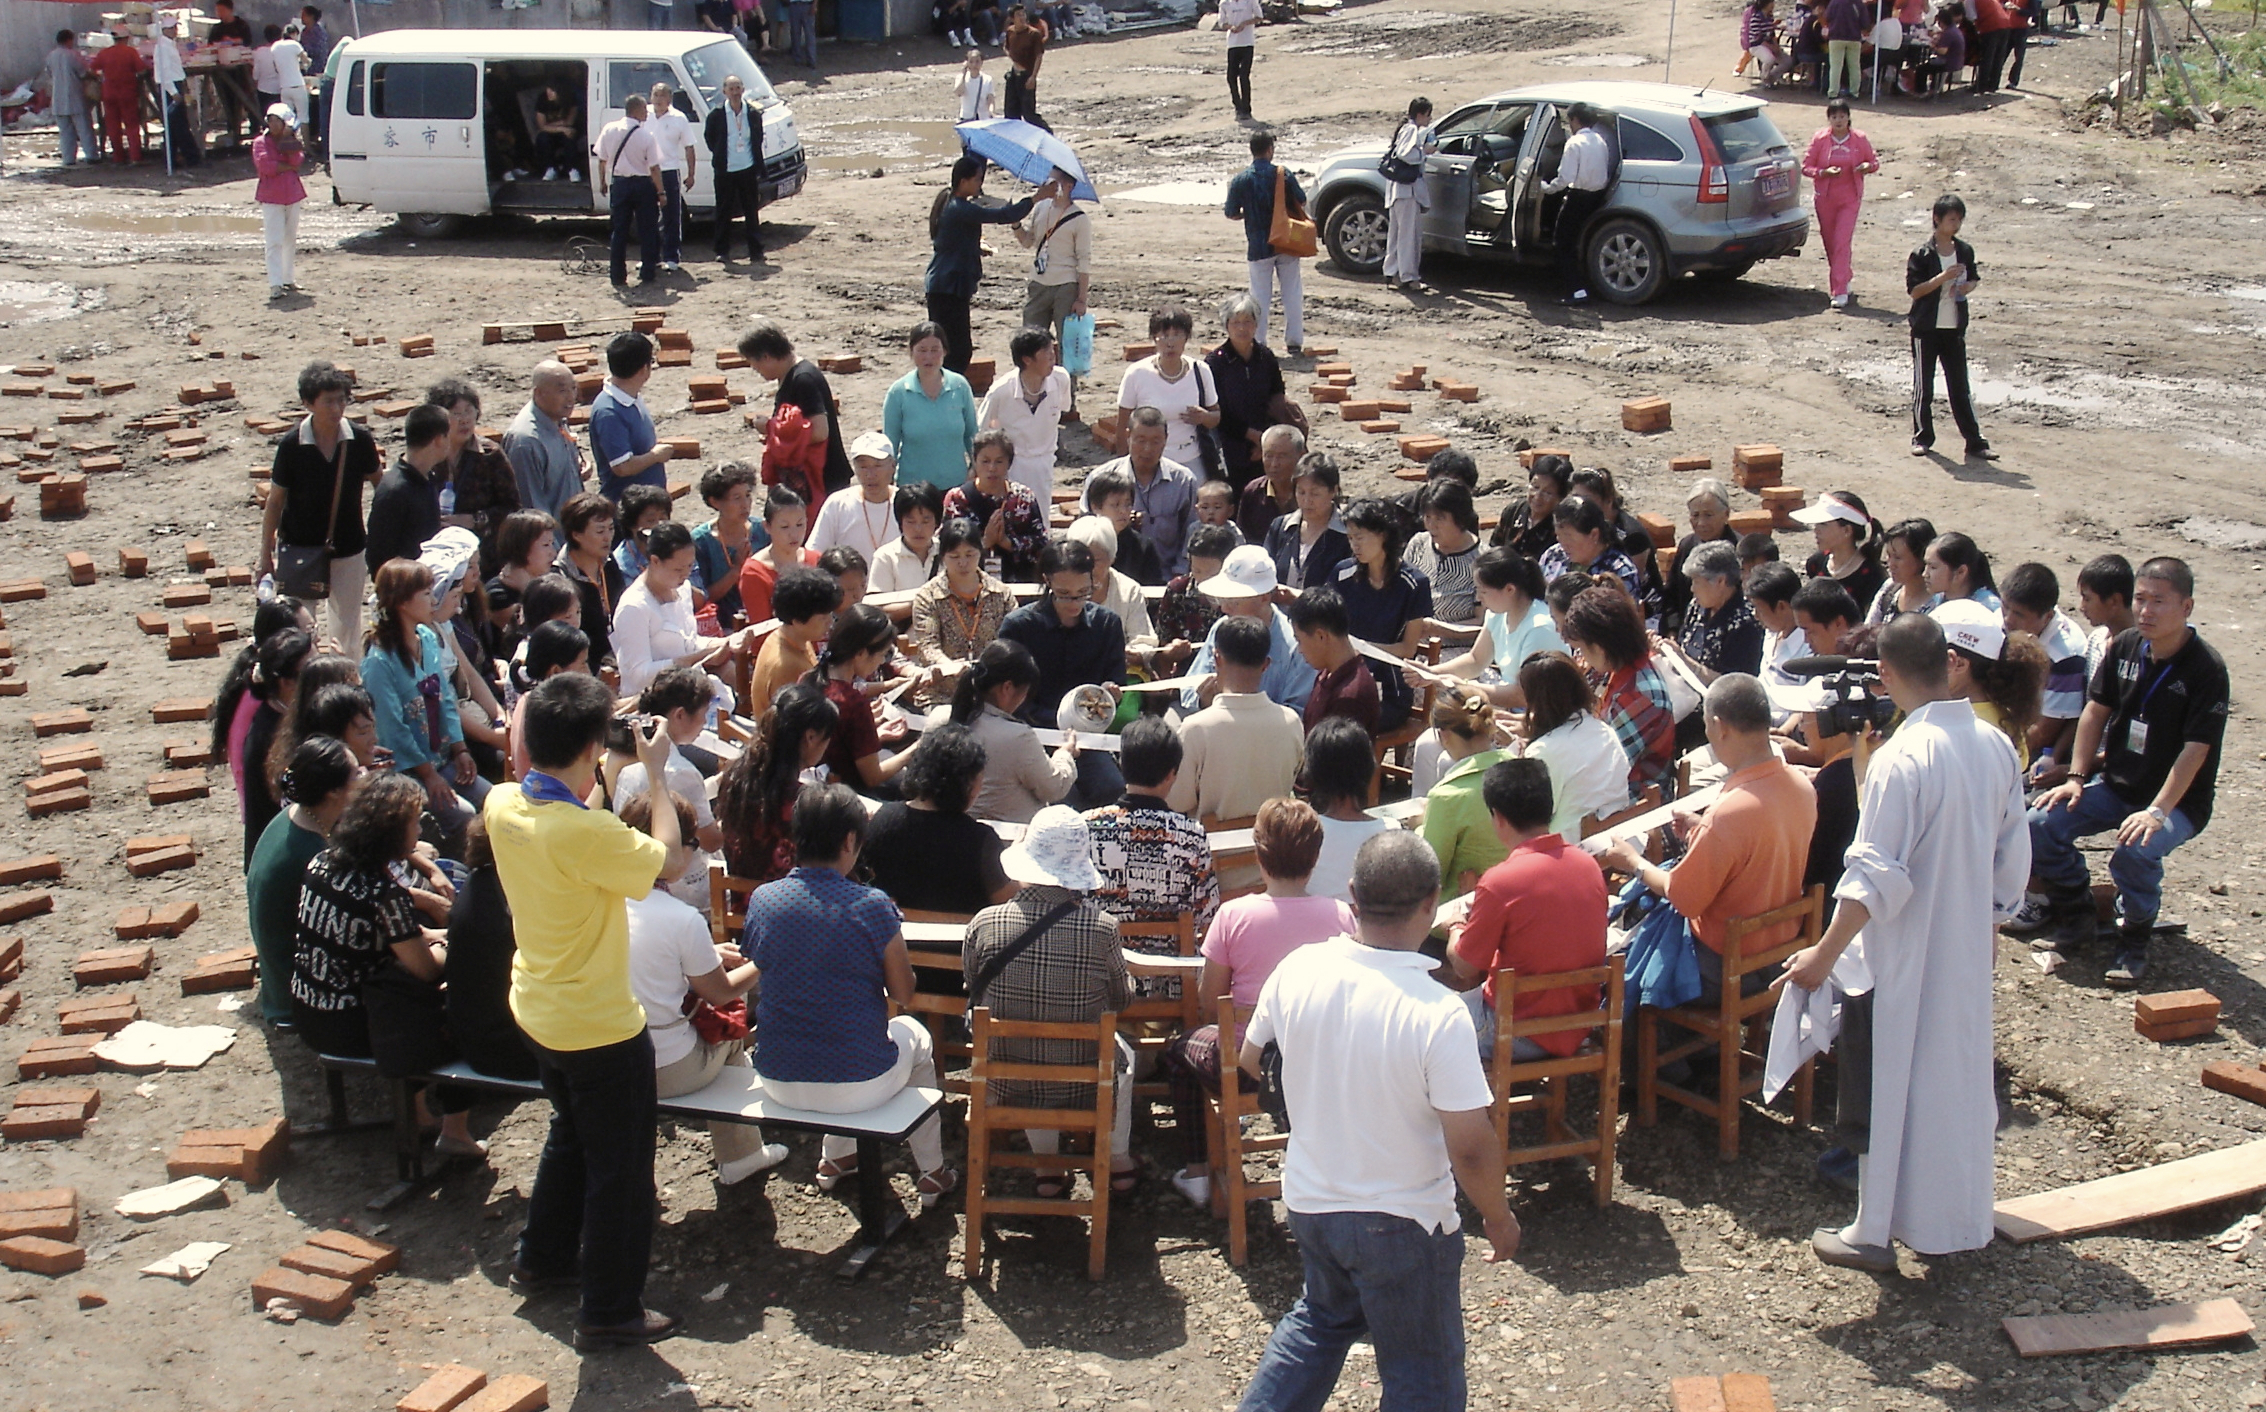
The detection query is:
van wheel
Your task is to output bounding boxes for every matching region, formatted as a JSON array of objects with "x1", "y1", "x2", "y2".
[
  {"x1": 1587, "y1": 218, "x2": 1666, "y2": 305},
  {"x1": 397, "y1": 212, "x2": 463, "y2": 240},
  {"x1": 1322, "y1": 194, "x2": 1389, "y2": 276}
]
